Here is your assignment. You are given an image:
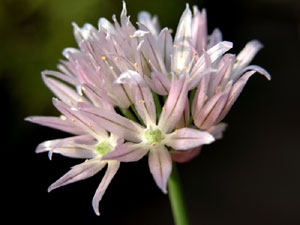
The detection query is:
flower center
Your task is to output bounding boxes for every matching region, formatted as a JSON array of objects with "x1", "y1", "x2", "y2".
[
  {"x1": 145, "y1": 128, "x2": 163, "y2": 144},
  {"x1": 96, "y1": 141, "x2": 111, "y2": 155}
]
